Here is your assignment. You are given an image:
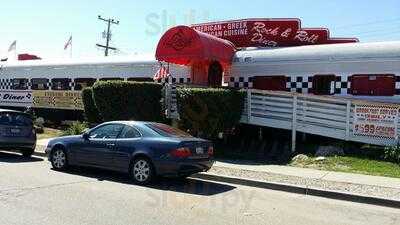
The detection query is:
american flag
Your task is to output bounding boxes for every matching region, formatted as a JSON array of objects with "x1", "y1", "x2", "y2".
[{"x1": 153, "y1": 65, "x2": 170, "y2": 81}]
